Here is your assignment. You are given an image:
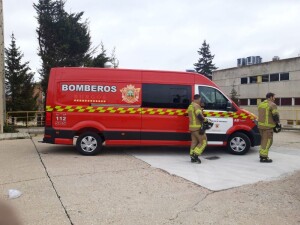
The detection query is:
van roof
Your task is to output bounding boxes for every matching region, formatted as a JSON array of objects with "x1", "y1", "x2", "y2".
[
  {"x1": 50, "y1": 67, "x2": 216, "y2": 87},
  {"x1": 51, "y1": 67, "x2": 196, "y2": 74}
]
